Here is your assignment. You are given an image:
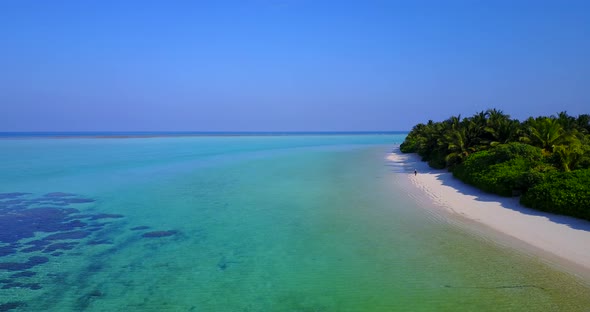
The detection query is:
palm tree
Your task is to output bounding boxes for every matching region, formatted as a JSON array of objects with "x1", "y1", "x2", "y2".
[
  {"x1": 483, "y1": 109, "x2": 518, "y2": 146},
  {"x1": 440, "y1": 114, "x2": 483, "y2": 167},
  {"x1": 443, "y1": 126, "x2": 472, "y2": 167},
  {"x1": 471, "y1": 110, "x2": 488, "y2": 131},
  {"x1": 576, "y1": 114, "x2": 590, "y2": 134},
  {"x1": 520, "y1": 117, "x2": 574, "y2": 153},
  {"x1": 413, "y1": 120, "x2": 445, "y2": 160},
  {"x1": 556, "y1": 111, "x2": 576, "y2": 131},
  {"x1": 552, "y1": 140, "x2": 583, "y2": 172}
]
